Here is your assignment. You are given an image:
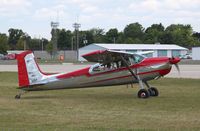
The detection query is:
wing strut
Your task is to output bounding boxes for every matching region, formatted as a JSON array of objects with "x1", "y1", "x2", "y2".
[
  {"x1": 120, "y1": 55, "x2": 145, "y2": 89},
  {"x1": 119, "y1": 55, "x2": 138, "y2": 80}
]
